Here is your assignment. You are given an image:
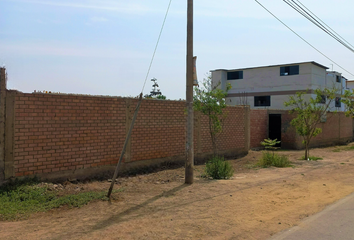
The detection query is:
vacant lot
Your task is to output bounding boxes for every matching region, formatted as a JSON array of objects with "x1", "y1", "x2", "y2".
[{"x1": 1, "y1": 144, "x2": 354, "y2": 240}]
